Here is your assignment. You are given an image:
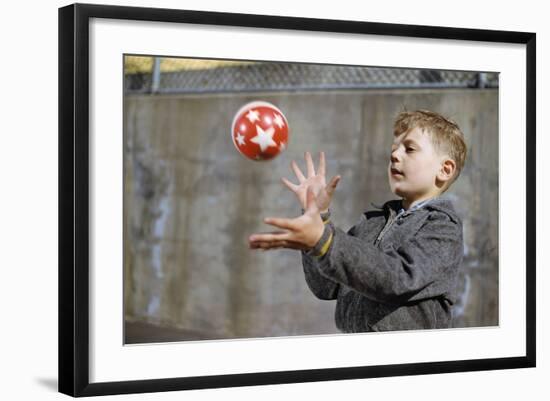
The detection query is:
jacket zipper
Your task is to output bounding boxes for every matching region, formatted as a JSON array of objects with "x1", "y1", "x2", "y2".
[{"x1": 374, "y1": 209, "x2": 398, "y2": 247}]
